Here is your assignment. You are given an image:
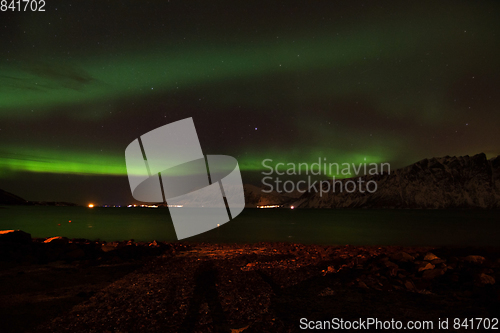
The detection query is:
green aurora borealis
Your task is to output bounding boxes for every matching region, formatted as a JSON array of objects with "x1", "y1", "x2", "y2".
[{"x1": 1, "y1": 0, "x2": 499, "y2": 204}]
